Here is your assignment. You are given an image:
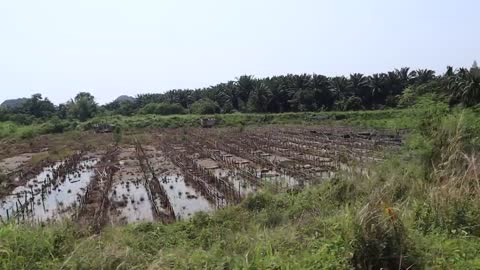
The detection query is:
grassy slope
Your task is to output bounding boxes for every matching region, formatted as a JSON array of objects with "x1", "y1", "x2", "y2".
[{"x1": 1, "y1": 100, "x2": 480, "y2": 269}]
